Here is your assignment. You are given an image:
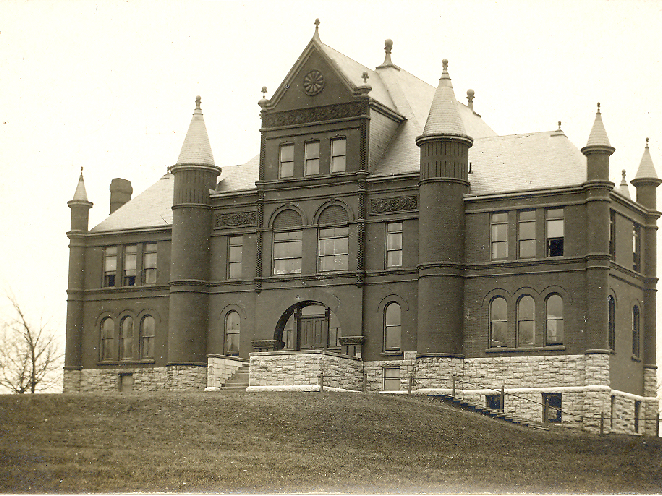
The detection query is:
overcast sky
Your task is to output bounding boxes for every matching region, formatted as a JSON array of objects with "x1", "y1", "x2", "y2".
[{"x1": 1, "y1": 0, "x2": 661, "y2": 385}]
